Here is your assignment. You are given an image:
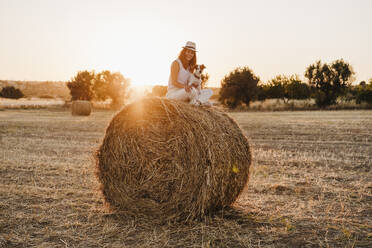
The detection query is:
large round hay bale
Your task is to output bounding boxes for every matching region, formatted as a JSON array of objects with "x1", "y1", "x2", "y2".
[
  {"x1": 71, "y1": 100, "x2": 91, "y2": 116},
  {"x1": 96, "y1": 98, "x2": 251, "y2": 221}
]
